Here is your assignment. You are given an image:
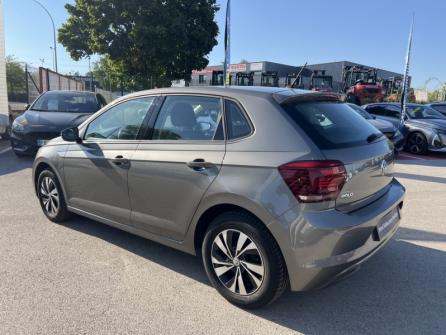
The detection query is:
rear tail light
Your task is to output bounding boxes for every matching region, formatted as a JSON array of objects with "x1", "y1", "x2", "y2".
[{"x1": 278, "y1": 160, "x2": 347, "y2": 203}]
